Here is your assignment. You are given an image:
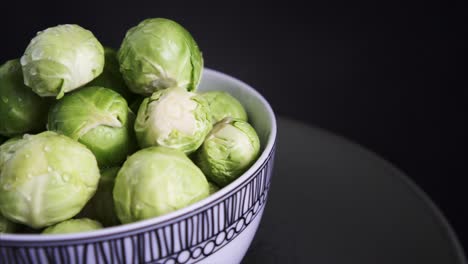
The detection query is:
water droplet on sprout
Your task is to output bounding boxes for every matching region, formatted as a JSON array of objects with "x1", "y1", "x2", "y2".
[
  {"x1": 31, "y1": 49, "x2": 44, "y2": 60},
  {"x1": 3, "y1": 183, "x2": 12, "y2": 190},
  {"x1": 62, "y1": 174, "x2": 70, "y2": 182},
  {"x1": 20, "y1": 56, "x2": 27, "y2": 66}
]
